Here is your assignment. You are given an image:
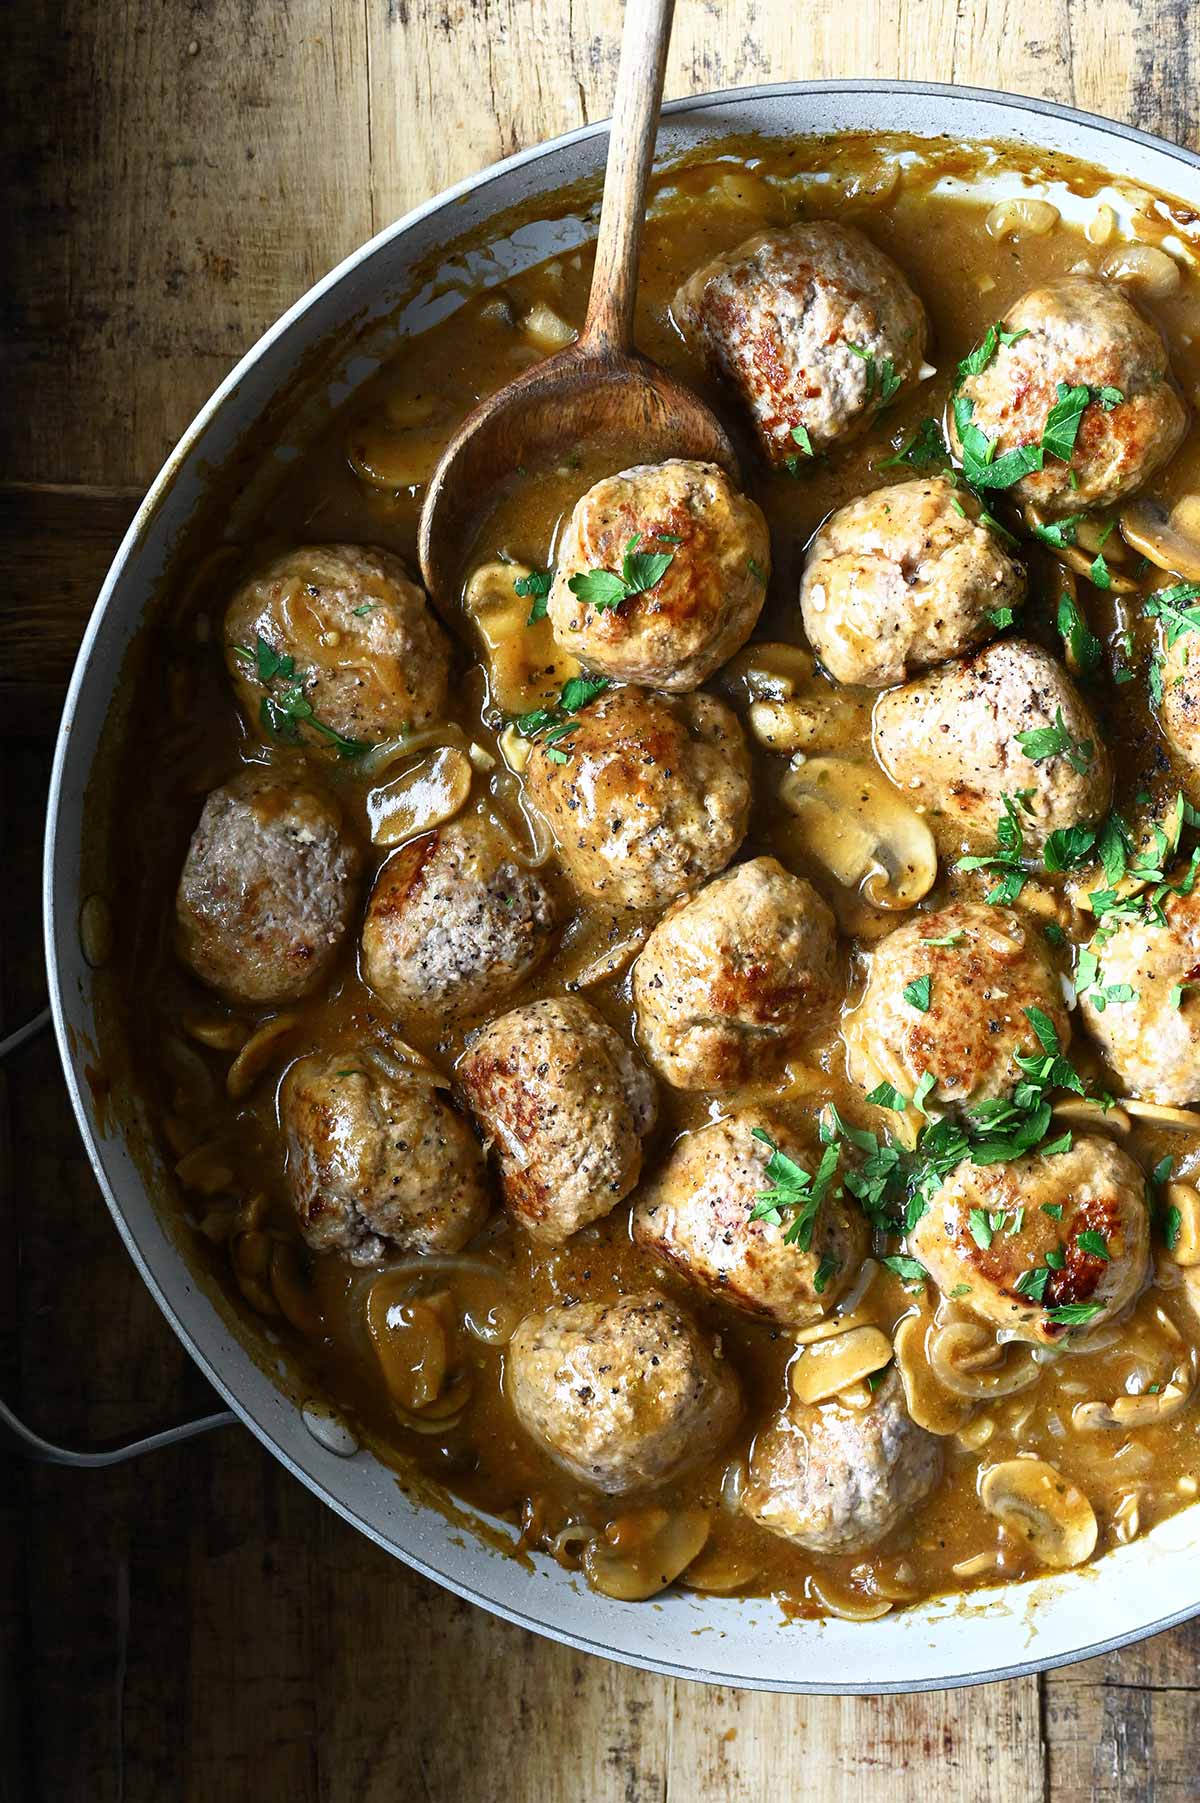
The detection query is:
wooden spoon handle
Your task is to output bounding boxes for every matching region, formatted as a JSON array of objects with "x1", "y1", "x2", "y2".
[{"x1": 579, "y1": 0, "x2": 676, "y2": 357}]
